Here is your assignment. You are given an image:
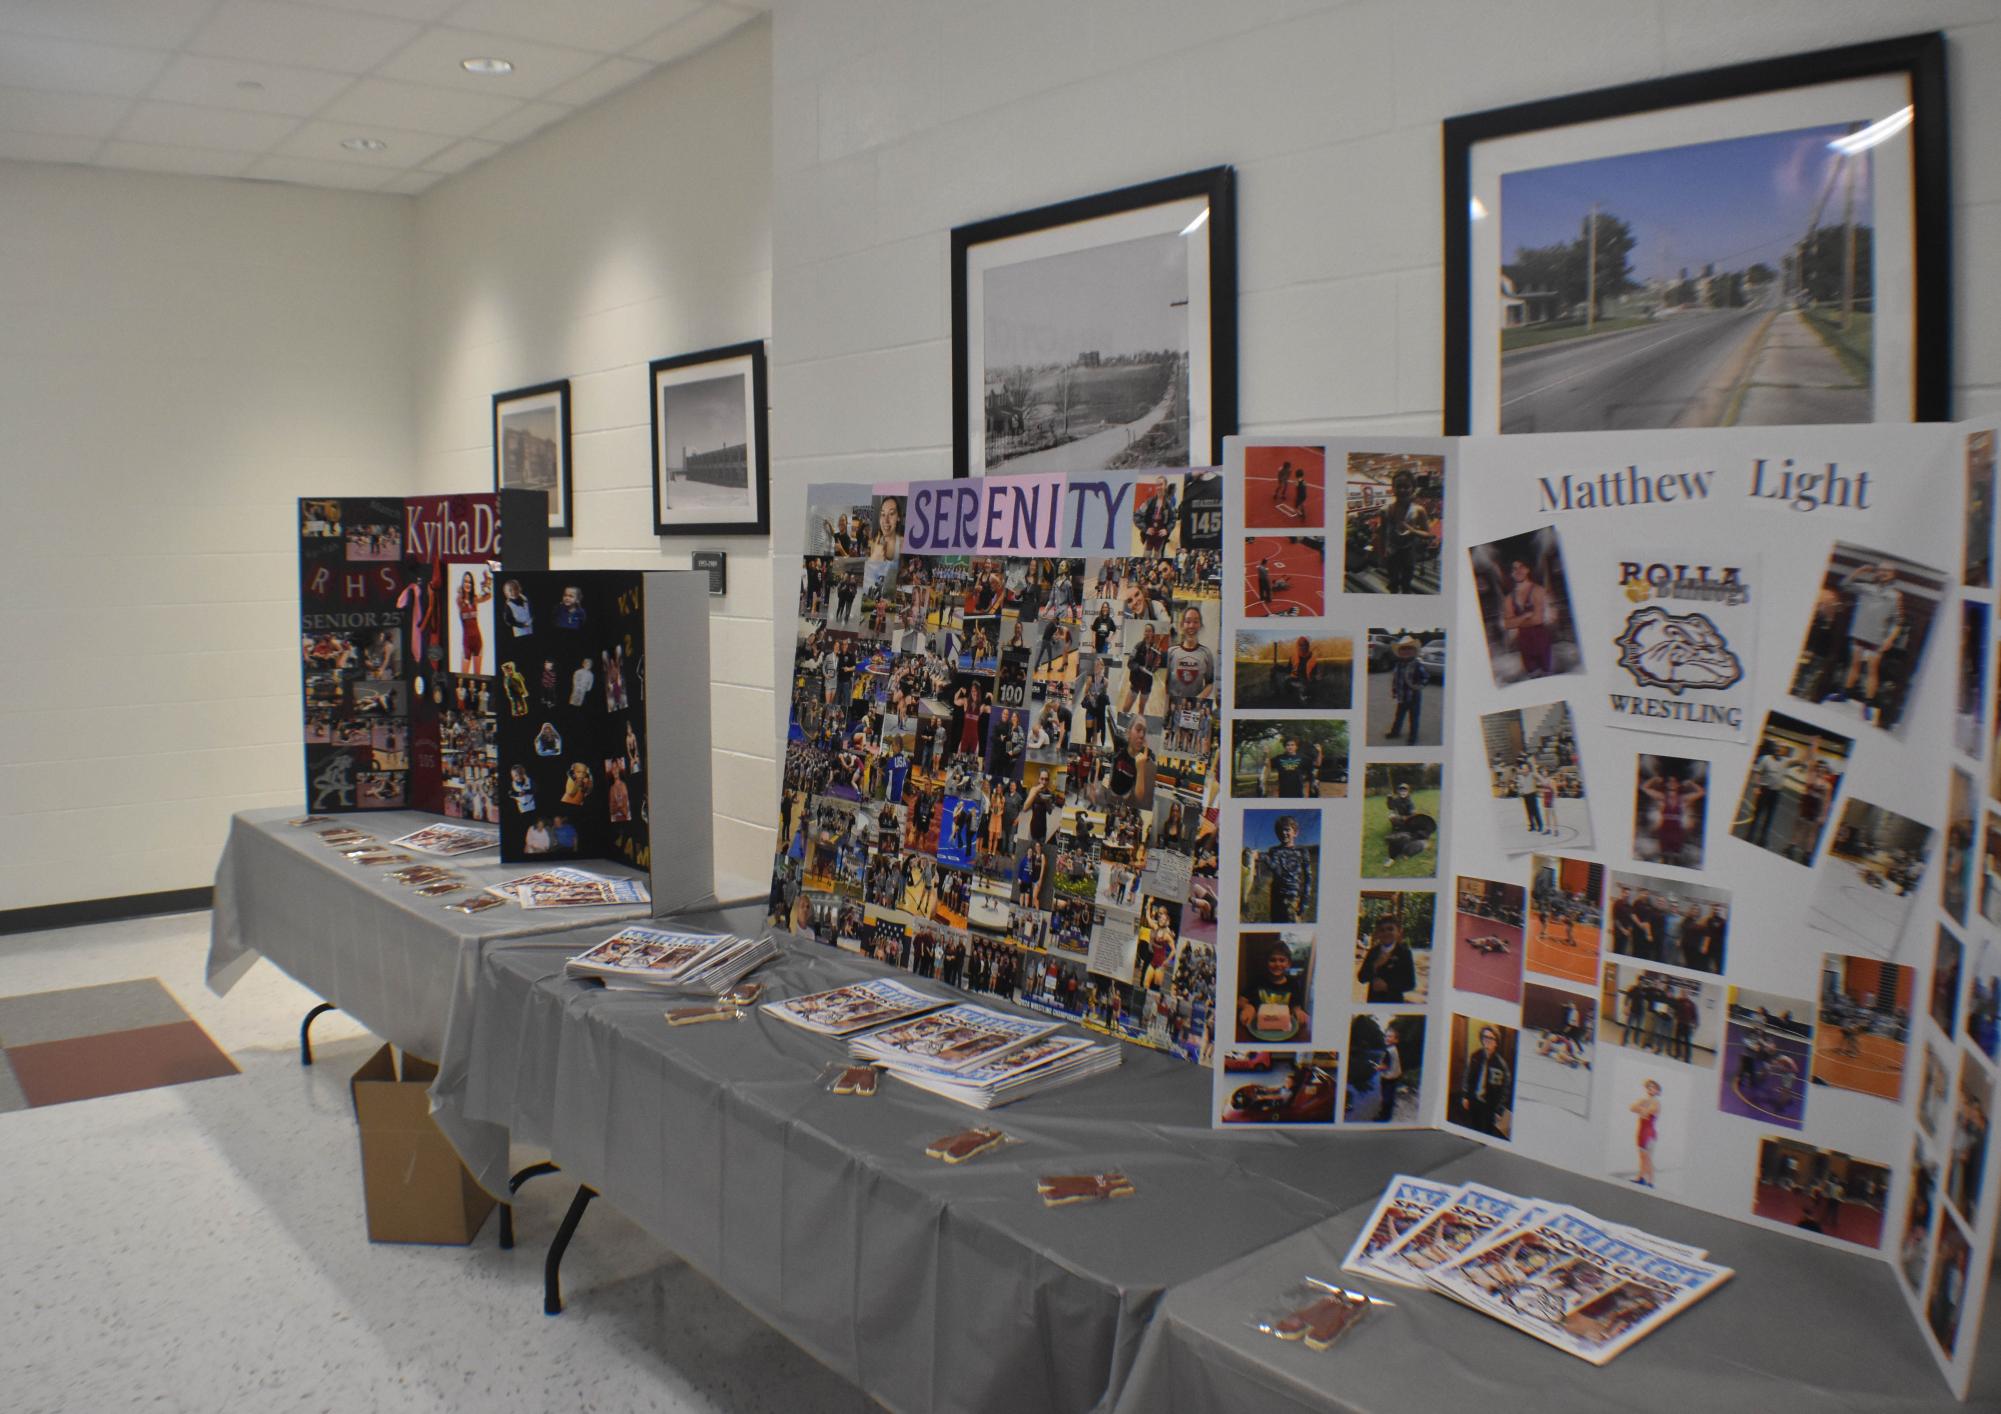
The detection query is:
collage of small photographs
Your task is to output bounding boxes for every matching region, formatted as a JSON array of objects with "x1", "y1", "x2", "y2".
[
  {"x1": 765, "y1": 471, "x2": 1227, "y2": 1061},
  {"x1": 1217, "y1": 444, "x2": 1451, "y2": 1127},
  {"x1": 1435, "y1": 437, "x2": 2001, "y2": 1374},
  {"x1": 300, "y1": 496, "x2": 510, "y2": 824}
]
